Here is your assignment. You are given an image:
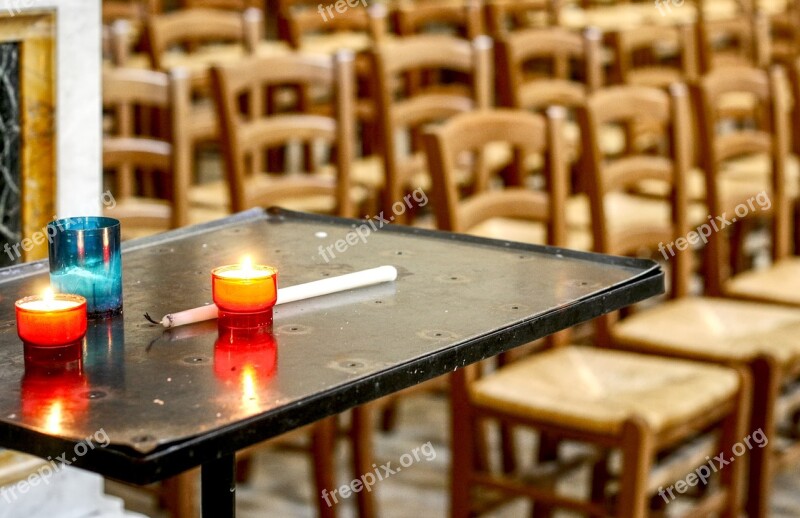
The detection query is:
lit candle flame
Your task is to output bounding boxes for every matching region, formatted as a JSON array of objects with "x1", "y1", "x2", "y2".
[
  {"x1": 43, "y1": 287, "x2": 55, "y2": 309},
  {"x1": 241, "y1": 256, "x2": 253, "y2": 278}
]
